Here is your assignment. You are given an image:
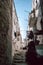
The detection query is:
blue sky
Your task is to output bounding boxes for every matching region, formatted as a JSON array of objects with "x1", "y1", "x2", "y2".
[{"x1": 14, "y1": 0, "x2": 32, "y2": 39}]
